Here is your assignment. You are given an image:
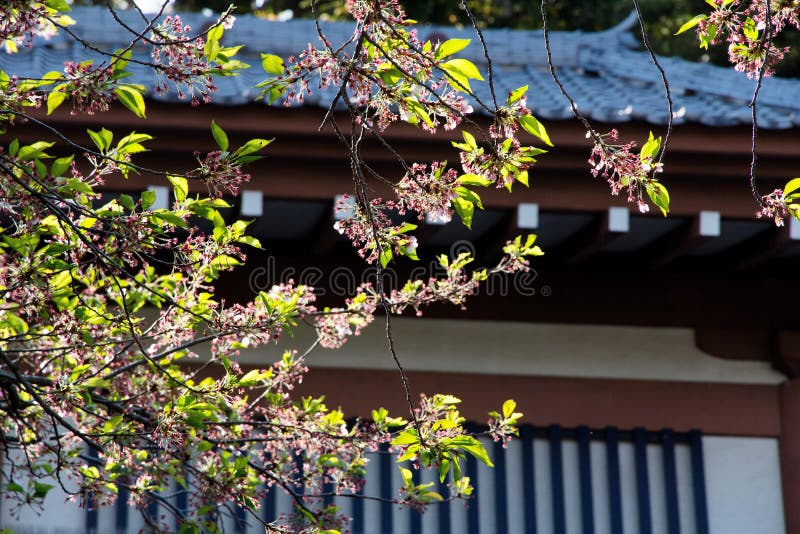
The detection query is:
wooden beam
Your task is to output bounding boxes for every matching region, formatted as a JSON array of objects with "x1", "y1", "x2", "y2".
[
  {"x1": 728, "y1": 218, "x2": 800, "y2": 270},
  {"x1": 562, "y1": 207, "x2": 630, "y2": 266},
  {"x1": 640, "y1": 212, "x2": 720, "y2": 269}
]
